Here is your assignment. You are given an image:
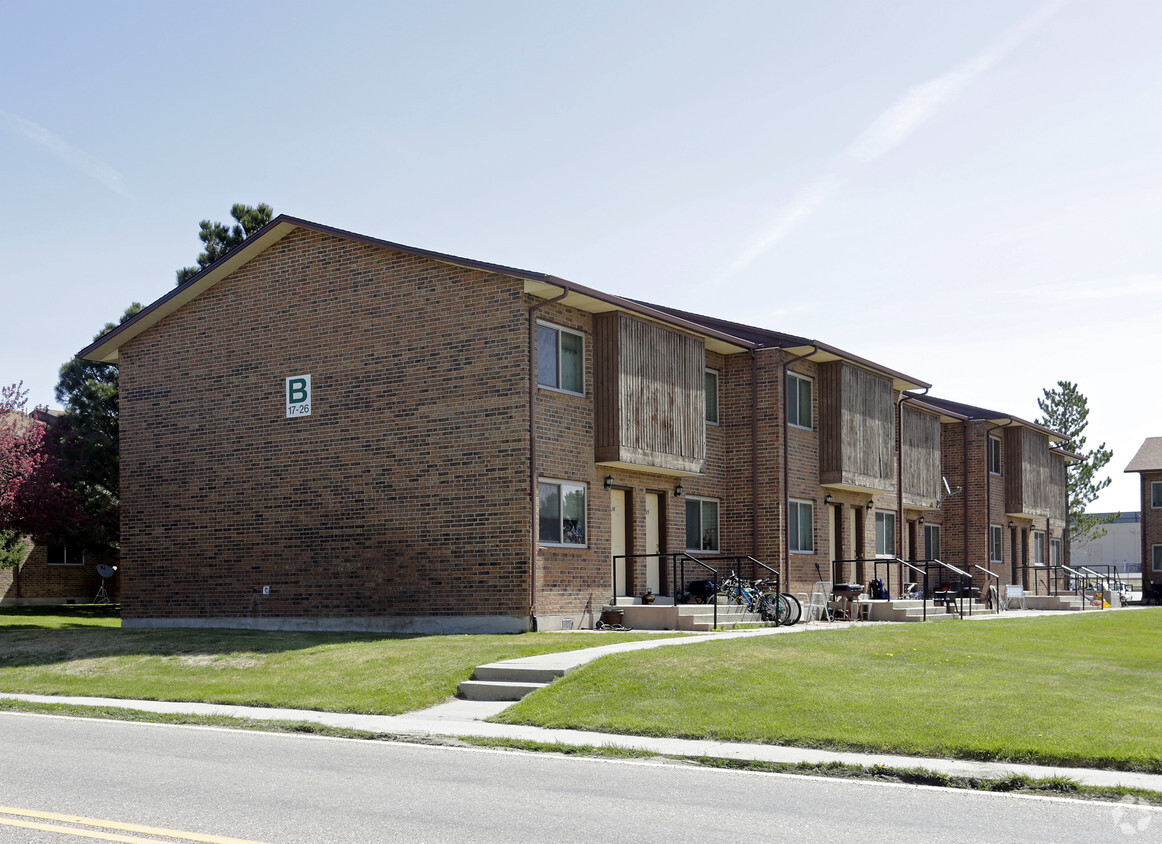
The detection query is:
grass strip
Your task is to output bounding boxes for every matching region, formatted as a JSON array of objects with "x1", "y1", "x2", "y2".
[
  {"x1": 460, "y1": 736, "x2": 1162, "y2": 806},
  {"x1": 495, "y1": 611, "x2": 1162, "y2": 773}
]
